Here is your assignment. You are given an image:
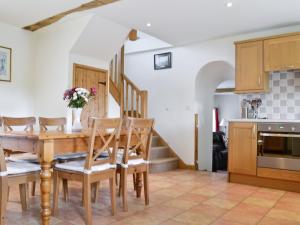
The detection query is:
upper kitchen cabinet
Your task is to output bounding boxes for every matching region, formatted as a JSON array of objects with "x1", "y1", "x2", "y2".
[
  {"x1": 264, "y1": 34, "x2": 300, "y2": 71},
  {"x1": 235, "y1": 40, "x2": 268, "y2": 93}
]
